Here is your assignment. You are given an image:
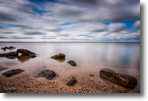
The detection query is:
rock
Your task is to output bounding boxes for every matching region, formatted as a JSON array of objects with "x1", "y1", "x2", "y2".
[
  {"x1": 0, "y1": 51, "x2": 18, "y2": 57},
  {"x1": 35, "y1": 70, "x2": 56, "y2": 80},
  {"x1": 51, "y1": 53, "x2": 65, "y2": 59},
  {"x1": 2, "y1": 69, "x2": 24, "y2": 77},
  {"x1": 66, "y1": 76, "x2": 77, "y2": 86},
  {"x1": 17, "y1": 49, "x2": 36, "y2": 57},
  {"x1": 0, "y1": 65, "x2": 8, "y2": 71},
  {"x1": 89, "y1": 74, "x2": 95, "y2": 77},
  {"x1": 100, "y1": 68, "x2": 137, "y2": 89},
  {"x1": 1, "y1": 47, "x2": 8, "y2": 51},
  {"x1": 68, "y1": 60, "x2": 76, "y2": 66},
  {"x1": 8, "y1": 46, "x2": 16, "y2": 50},
  {"x1": 1, "y1": 46, "x2": 16, "y2": 51}
]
